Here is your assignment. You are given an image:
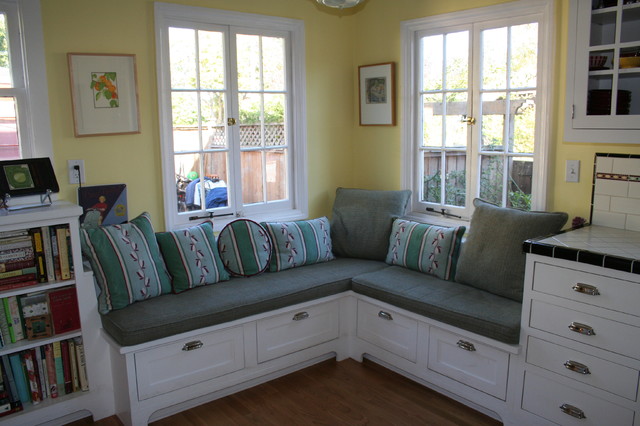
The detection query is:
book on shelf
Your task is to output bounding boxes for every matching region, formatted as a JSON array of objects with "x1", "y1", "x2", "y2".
[
  {"x1": 52, "y1": 341, "x2": 64, "y2": 396},
  {"x1": 2, "y1": 297, "x2": 24, "y2": 343},
  {"x1": 73, "y1": 337, "x2": 89, "y2": 391},
  {"x1": 0, "y1": 235, "x2": 32, "y2": 251},
  {"x1": 55, "y1": 226, "x2": 72, "y2": 281},
  {"x1": 60, "y1": 340, "x2": 72, "y2": 395},
  {"x1": 20, "y1": 292, "x2": 53, "y2": 340},
  {"x1": 35, "y1": 347, "x2": 47, "y2": 401},
  {"x1": 28, "y1": 228, "x2": 48, "y2": 283},
  {"x1": 48, "y1": 286, "x2": 80, "y2": 334},
  {"x1": 22, "y1": 349, "x2": 42, "y2": 404},
  {"x1": 0, "y1": 259, "x2": 35, "y2": 274},
  {"x1": 68, "y1": 339, "x2": 80, "y2": 392},
  {"x1": 7, "y1": 353, "x2": 29, "y2": 405},
  {"x1": 41, "y1": 226, "x2": 55, "y2": 283},
  {"x1": 0, "y1": 303, "x2": 9, "y2": 348},
  {"x1": 43, "y1": 344, "x2": 58, "y2": 399}
]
